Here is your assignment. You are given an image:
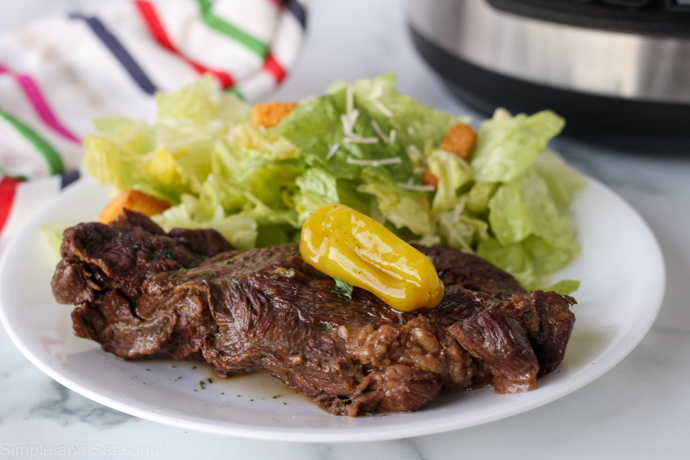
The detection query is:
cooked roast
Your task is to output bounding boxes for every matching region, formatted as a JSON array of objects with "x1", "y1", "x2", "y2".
[{"x1": 52, "y1": 209, "x2": 575, "y2": 416}]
